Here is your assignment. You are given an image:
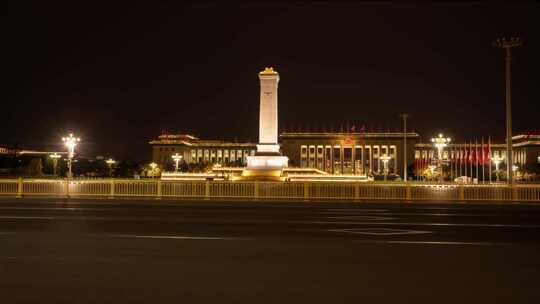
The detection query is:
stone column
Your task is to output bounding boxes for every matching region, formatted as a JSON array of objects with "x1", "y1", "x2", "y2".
[{"x1": 257, "y1": 67, "x2": 280, "y2": 154}]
